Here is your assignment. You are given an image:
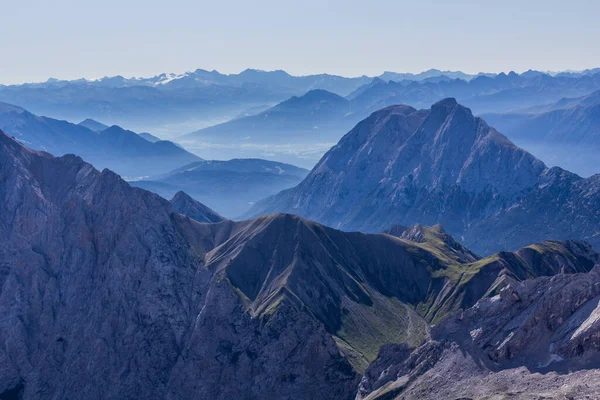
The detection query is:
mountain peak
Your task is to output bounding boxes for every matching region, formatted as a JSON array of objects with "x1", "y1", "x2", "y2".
[
  {"x1": 78, "y1": 118, "x2": 109, "y2": 132},
  {"x1": 432, "y1": 97, "x2": 458, "y2": 107},
  {"x1": 247, "y1": 99, "x2": 551, "y2": 253},
  {"x1": 288, "y1": 89, "x2": 347, "y2": 105},
  {"x1": 170, "y1": 191, "x2": 224, "y2": 223},
  {"x1": 430, "y1": 97, "x2": 460, "y2": 115}
]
